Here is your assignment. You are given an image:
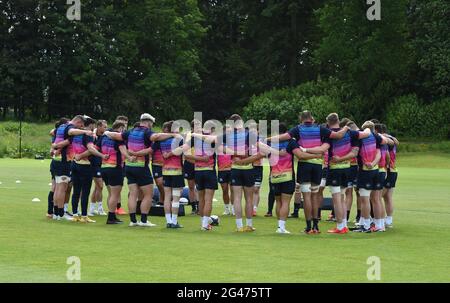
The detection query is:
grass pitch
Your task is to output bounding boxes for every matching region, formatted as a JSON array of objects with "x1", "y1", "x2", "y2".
[{"x1": 0, "y1": 153, "x2": 449, "y2": 282}]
